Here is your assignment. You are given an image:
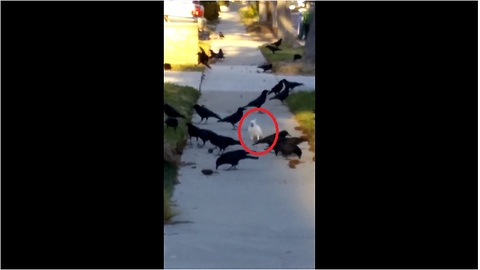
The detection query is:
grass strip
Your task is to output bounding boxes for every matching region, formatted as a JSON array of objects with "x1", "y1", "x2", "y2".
[
  {"x1": 285, "y1": 91, "x2": 316, "y2": 154},
  {"x1": 163, "y1": 83, "x2": 201, "y2": 223}
]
